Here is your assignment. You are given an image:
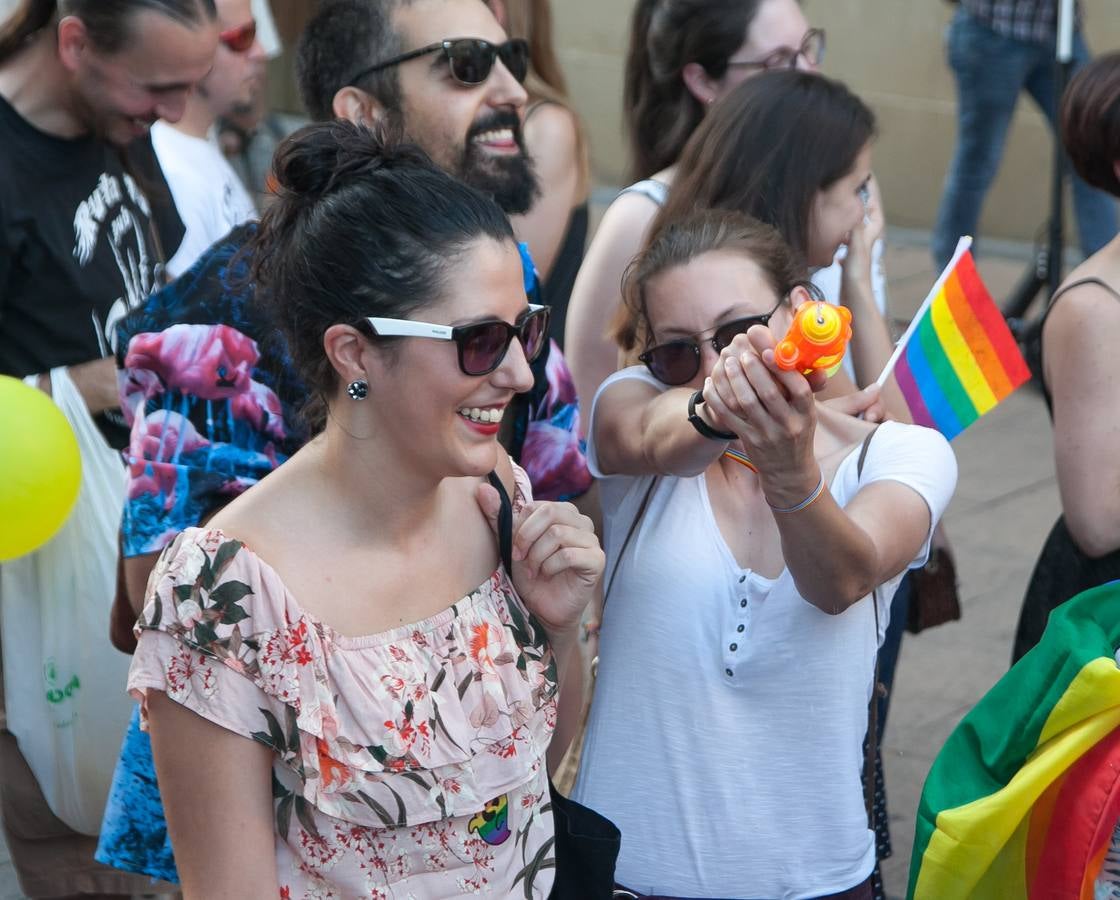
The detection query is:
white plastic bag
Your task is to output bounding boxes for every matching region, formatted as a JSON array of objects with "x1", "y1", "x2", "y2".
[{"x1": 0, "y1": 368, "x2": 135, "y2": 835}]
